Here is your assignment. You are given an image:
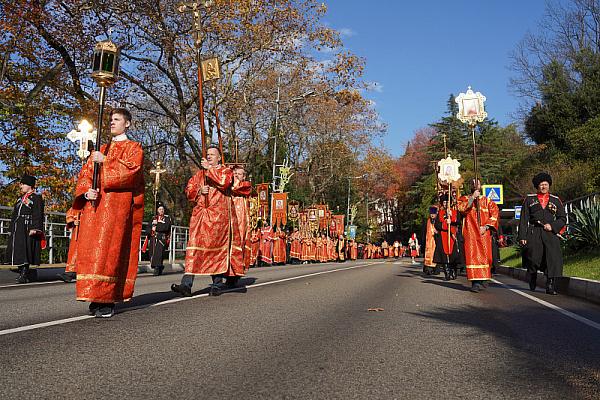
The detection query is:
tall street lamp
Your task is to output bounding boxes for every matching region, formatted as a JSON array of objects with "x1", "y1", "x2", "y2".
[{"x1": 346, "y1": 174, "x2": 366, "y2": 232}]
